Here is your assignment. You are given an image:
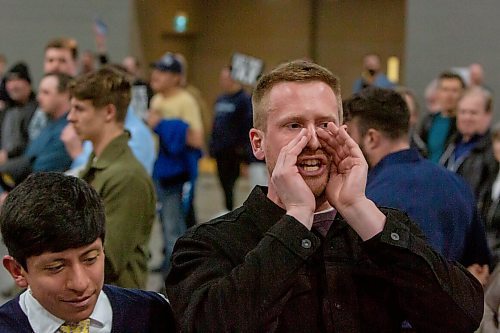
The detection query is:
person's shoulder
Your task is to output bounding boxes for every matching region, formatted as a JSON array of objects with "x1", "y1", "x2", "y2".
[
  {"x1": 106, "y1": 144, "x2": 148, "y2": 173},
  {"x1": 0, "y1": 297, "x2": 32, "y2": 332},
  {"x1": 104, "y1": 285, "x2": 176, "y2": 331},
  {"x1": 177, "y1": 89, "x2": 200, "y2": 110},
  {"x1": 98, "y1": 153, "x2": 153, "y2": 191},
  {"x1": 183, "y1": 205, "x2": 251, "y2": 240},
  {"x1": 178, "y1": 89, "x2": 197, "y2": 101},
  {"x1": 418, "y1": 159, "x2": 474, "y2": 192}
]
